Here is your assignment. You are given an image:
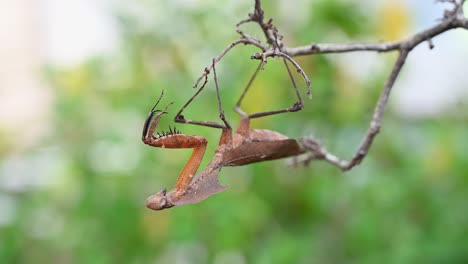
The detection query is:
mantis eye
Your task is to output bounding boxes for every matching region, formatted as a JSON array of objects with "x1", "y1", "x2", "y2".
[{"x1": 146, "y1": 189, "x2": 174, "y2": 210}]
